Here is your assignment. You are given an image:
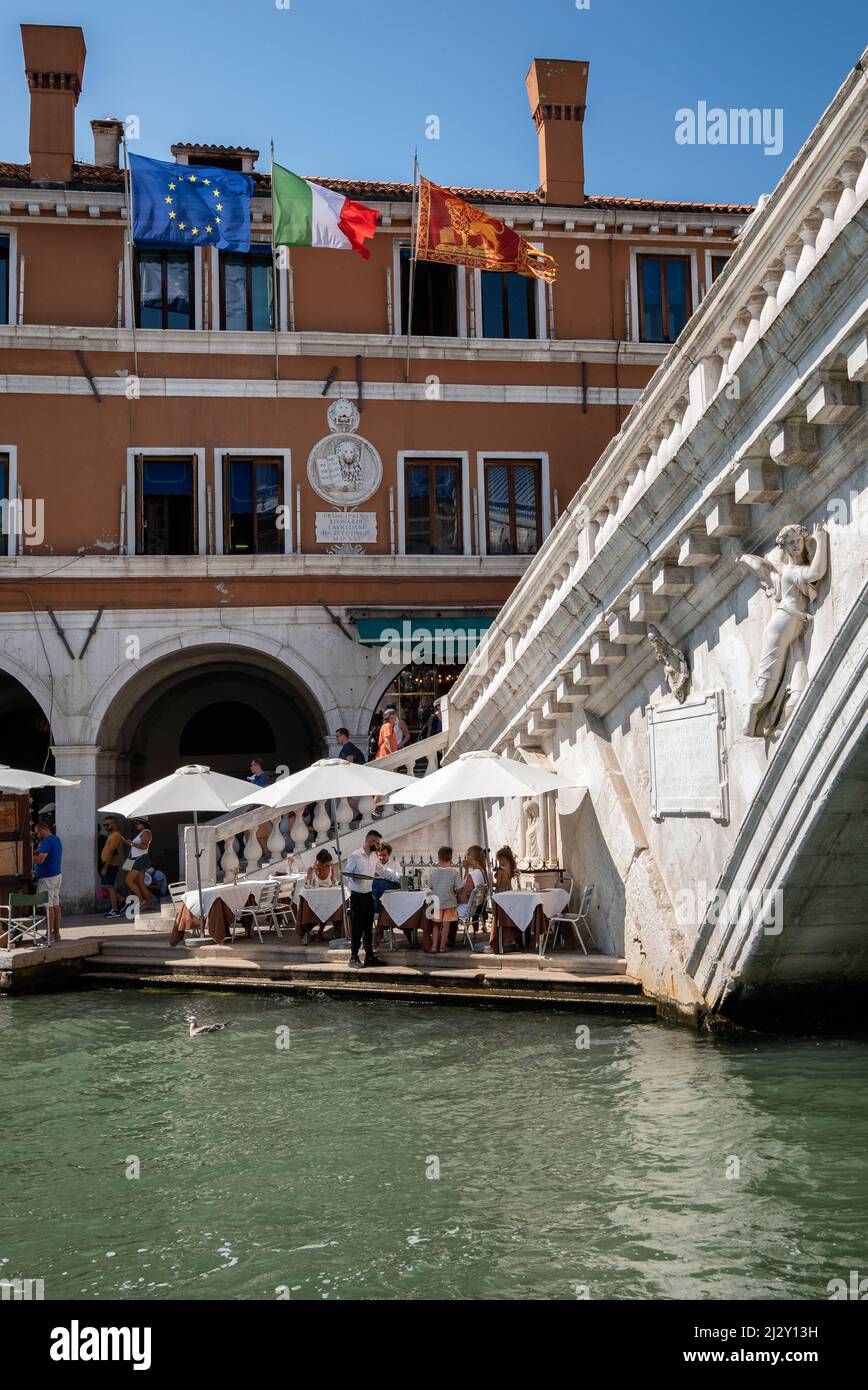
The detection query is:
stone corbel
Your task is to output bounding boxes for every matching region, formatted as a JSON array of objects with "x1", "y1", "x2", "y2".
[
  {"x1": 678, "y1": 528, "x2": 720, "y2": 567},
  {"x1": 733, "y1": 456, "x2": 782, "y2": 505},
  {"x1": 651, "y1": 562, "x2": 693, "y2": 596},
  {"x1": 804, "y1": 368, "x2": 861, "y2": 425},
  {"x1": 846, "y1": 332, "x2": 868, "y2": 383},
  {"x1": 629, "y1": 585, "x2": 668, "y2": 622},
  {"x1": 767, "y1": 419, "x2": 819, "y2": 468},
  {"x1": 705, "y1": 493, "x2": 748, "y2": 538}
]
